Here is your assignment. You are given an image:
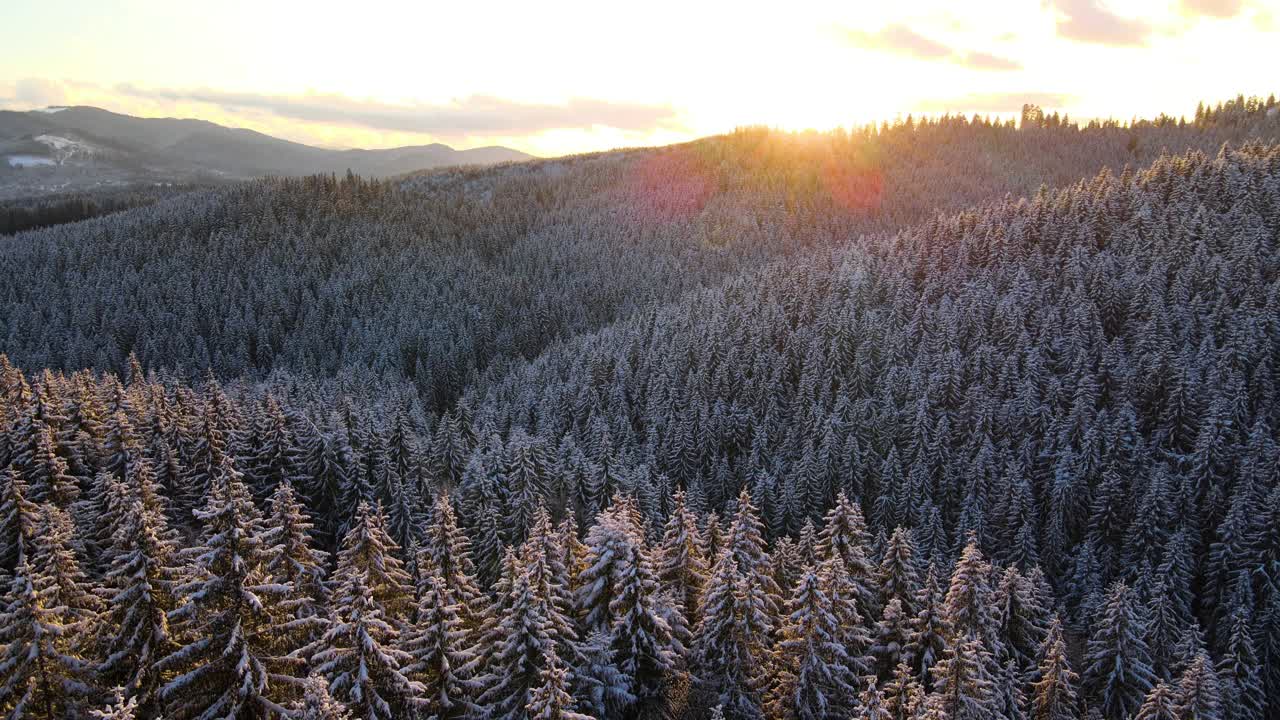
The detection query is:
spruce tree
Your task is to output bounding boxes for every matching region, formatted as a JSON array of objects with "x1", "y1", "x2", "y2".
[
  {"x1": 522, "y1": 505, "x2": 580, "y2": 671},
  {"x1": 1172, "y1": 652, "x2": 1222, "y2": 720},
  {"x1": 817, "y1": 491, "x2": 877, "y2": 620},
  {"x1": 0, "y1": 468, "x2": 39, "y2": 570},
  {"x1": 294, "y1": 418, "x2": 354, "y2": 552},
  {"x1": 0, "y1": 558, "x2": 99, "y2": 719},
  {"x1": 181, "y1": 409, "x2": 230, "y2": 514},
  {"x1": 607, "y1": 531, "x2": 684, "y2": 717},
  {"x1": 262, "y1": 480, "x2": 330, "y2": 644},
  {"x1": 23, "y1": 423, "x2": 79, "y2": 508},
  {"x1": 475, "y1": 552, "x2": 555, "y2": 720},
  {"x1": 819, "y1": 555, "x2": 874, "y2": 680},
  {"x1": 691, "y1": 547, "x2": 771, "y2": 720},
  {"x1": 767, "y1": 566, "x2": 859, "y2": 720},
  {"x1": 573, "y1": 500, "x2": 683, "y2": 715},
  {"x1": 526, "y1": 647, "x2": 595, "y2": 720},
  {"x1": 572, "y1": 630, "x2": 634, "y2": 719},
  {"x1": 156, "y1": 458, "x2": 296, "y2": 718},
  {"x1": 309, "y1": 567, "x2": 424, "y2": 720},
  {"x1": 907, "y1": 565, "x2": 948, "y2": 690},
  {"x1": 1215, "y1": 606, "x2": 1263, "y2": 720},
  {"x1": 1134, "y1": 682, "x2": 1179, "y2": 720},
  {"x1": 420, "y1": 492, "x2": 486, "y2": 631},
  {"x1": 329, "y1": 501, "x2": 415, "y2": 625},
  {"x1": 873, "y1": 597, "x2": 915, "y2": 679},
  {"x1": 928, "y1": 635, "x2": 1001, "y2": 720},
  {"x1": 879, "y1": 527, "x2": 921, "y2": 616},
  {"x1": 1031, "y1": 618, "x2": 1078, "y2": 720},
  {"x1": 995, "y1": 566, "x2": 1051, "y2": 683},
  {"x1": 402, "y1": 574, "x2": 479, "y2": 720},
  {"x1": 246, "y1": 396, "x2": 296, "y2": 501},
  {"x1": 656, "y1": 490, "x2": 707, "y2": 625},
  {"x1": 882, "y1": 661, "x2": 925, "y2": 720},
  {"x1": 98, "y1": 489, "x2": 183, "y2": 716},
  {"x1": 942, "y1": 542, "x2": 1000, "y2": 651},
  {"x1": 1083, "y1": 581, "x2": 1156, "y2": 720}
]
